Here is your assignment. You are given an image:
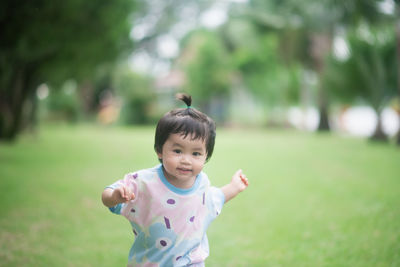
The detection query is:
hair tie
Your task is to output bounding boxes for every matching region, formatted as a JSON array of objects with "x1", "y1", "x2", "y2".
[{"x1": 187, "y1": 106, "x2": 191, "y2": 109}]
